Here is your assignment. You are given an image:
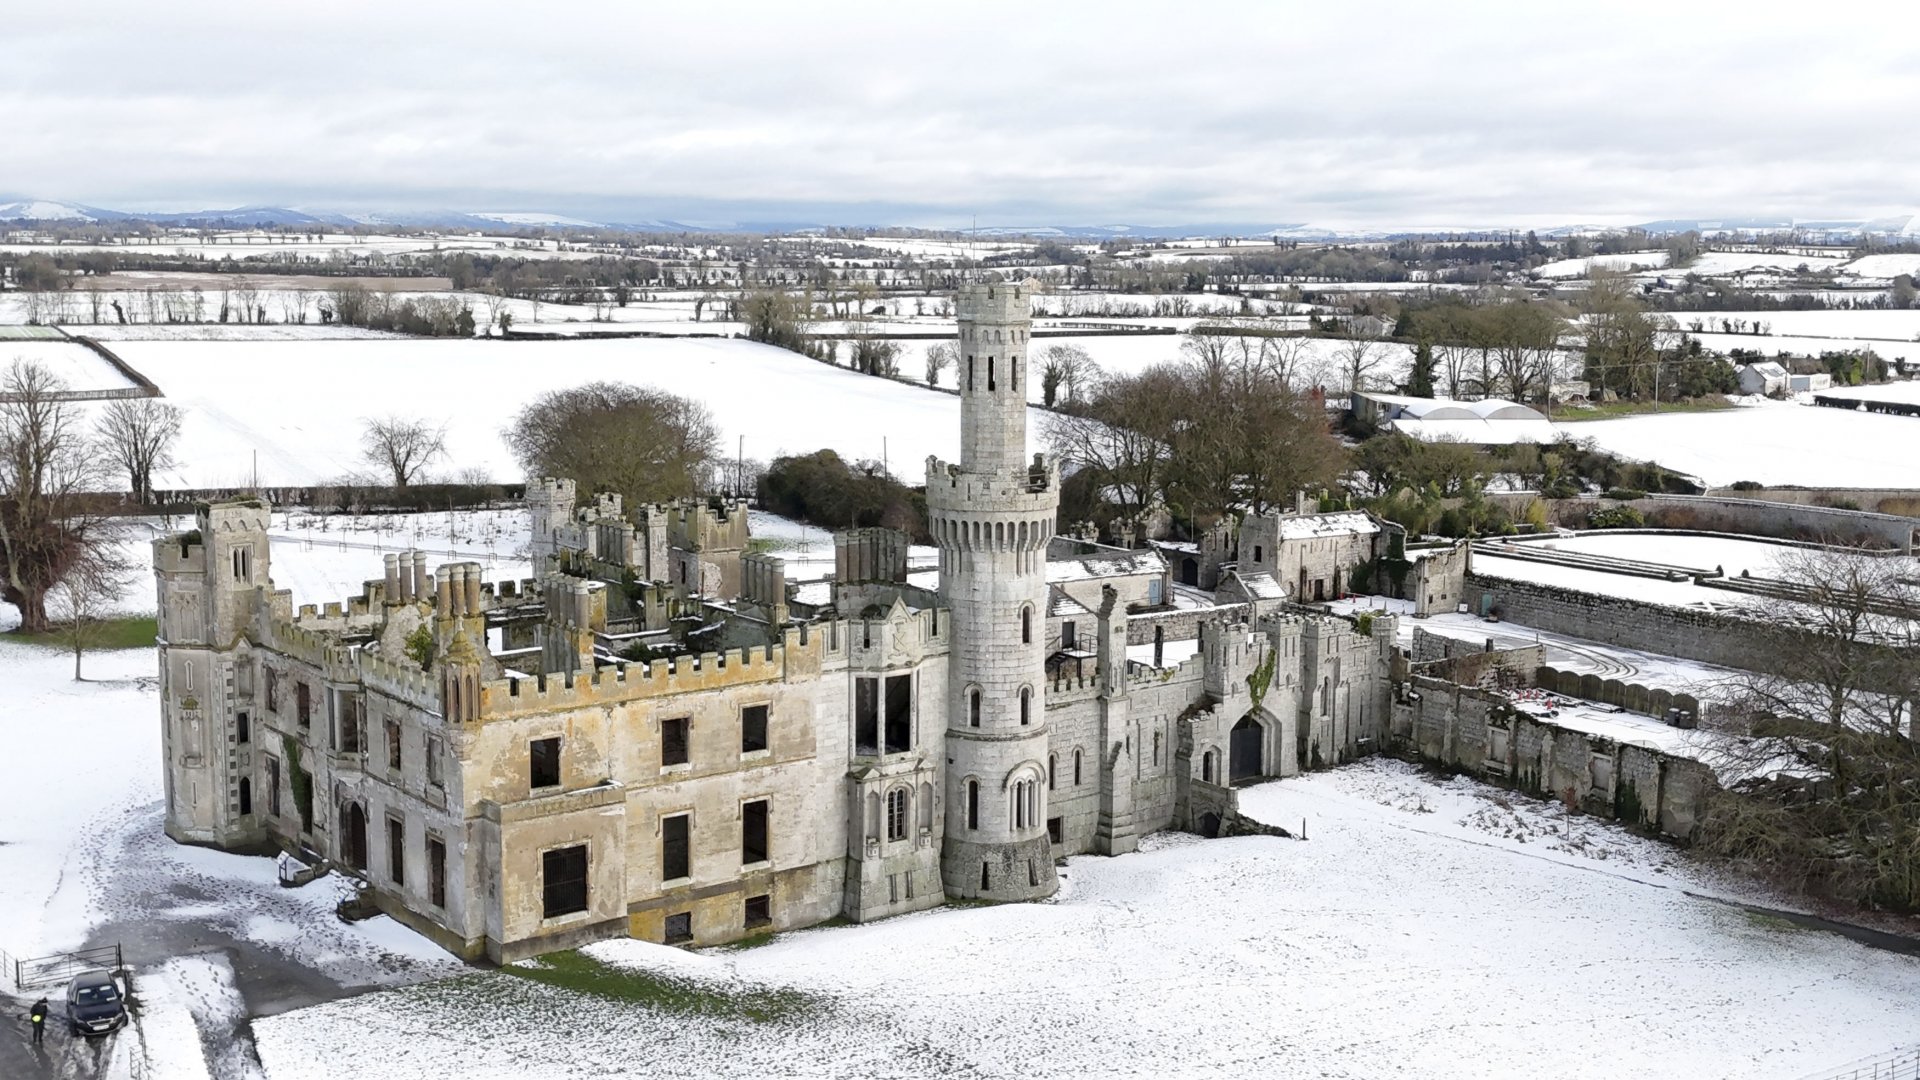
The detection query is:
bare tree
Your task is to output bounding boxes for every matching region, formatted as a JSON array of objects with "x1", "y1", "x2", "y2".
[
  {"x1": 1338, "y1": 322, "x2": 1385, "y2": 394},
  {"x1": 924, "y1": 341, "x2": 955, "y2": 388},
  {"x1": 360, "y1": 416, "x2": 447, "y2": 489},
  {"x1": 1039, "y1": 343, "x2": 1101, "y2": 408},
  {"x1": 97, "y1": 398, "x2": 183, "y2": 504},
  {"x1": 1700, "y1": 546, "x2": 1920, "y2": 909},
  {"x1": 0, "y1": 360, "x2": 120, "y2": 633},
  {"x1": 49, "y1": 545, "x2": 132, "y2": 680},
  {"x1": 505, "y1": 382, "x2": 720, "y2": 508}
]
